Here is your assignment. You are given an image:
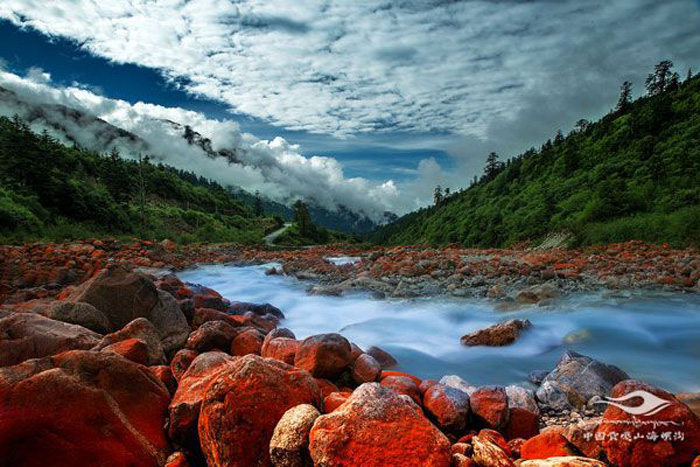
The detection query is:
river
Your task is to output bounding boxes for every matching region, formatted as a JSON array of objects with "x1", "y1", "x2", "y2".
[{"x1": 178, "y1": 261, "x2": 700, "y2": 393}]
